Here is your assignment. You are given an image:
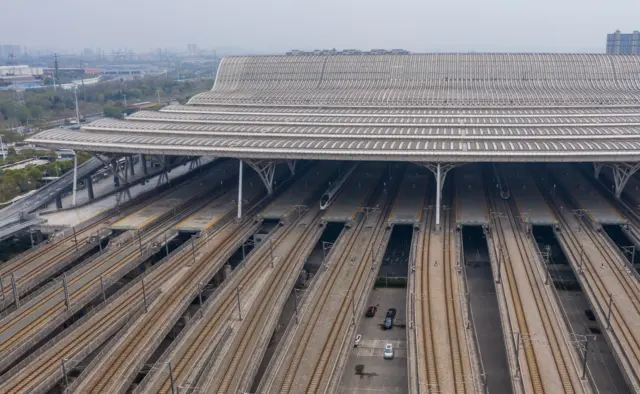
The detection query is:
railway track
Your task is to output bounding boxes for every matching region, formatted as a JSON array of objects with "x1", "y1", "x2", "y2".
[
  {"x1": 0, "y1": 184, "x2": 225, "y2": 373},
  {"x1": 64, "y1": 163, "x2": 328, "y2": 393},
  {"x1": 0, "y1": 191, "x2": 259, "y2": 394},
  {"x1": 200, "y1": 211, "x2": 325, "y2": 394},
  {"x1": 486, "y1": 169, "x2": 590, "y2": 394},
  {"x1": 137, "y1": 171, "x2": 339, "y2": 393},
  {"x1": 0, "y1": 159, "x2": 228, "y2": 311},
  {"x1": 260, "y1": 172, "x2": 398, "y2": 394},
  {"x1": 537, "y1": 172, "x2": 640, "y2": 392},
  {"x1": 68, "y1": 220, "x2": 261, "y2": 393},
  {"x1": 414, "y1": 189, "x2": 476, "y2": 393}
]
